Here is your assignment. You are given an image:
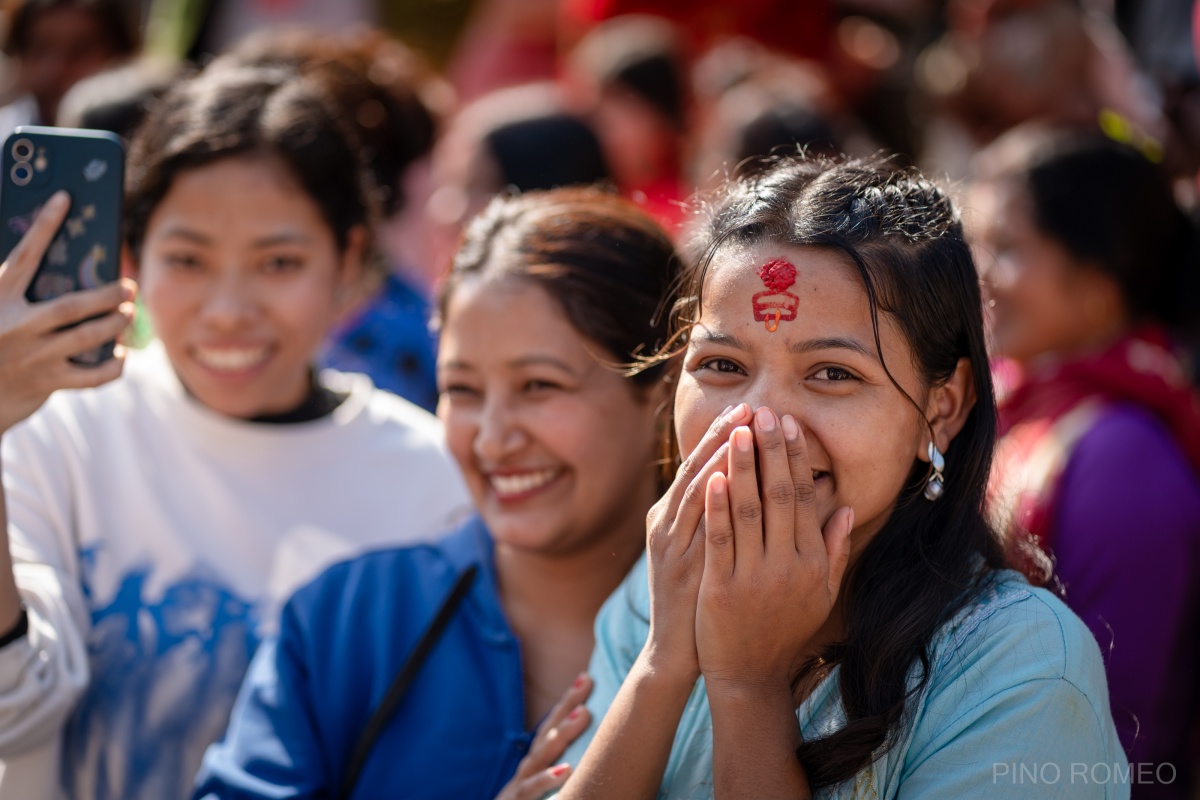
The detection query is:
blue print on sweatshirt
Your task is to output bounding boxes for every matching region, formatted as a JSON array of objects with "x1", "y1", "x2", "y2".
[{"x1": 65, "y1": 550, "x2": 260, "y2": 800}]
